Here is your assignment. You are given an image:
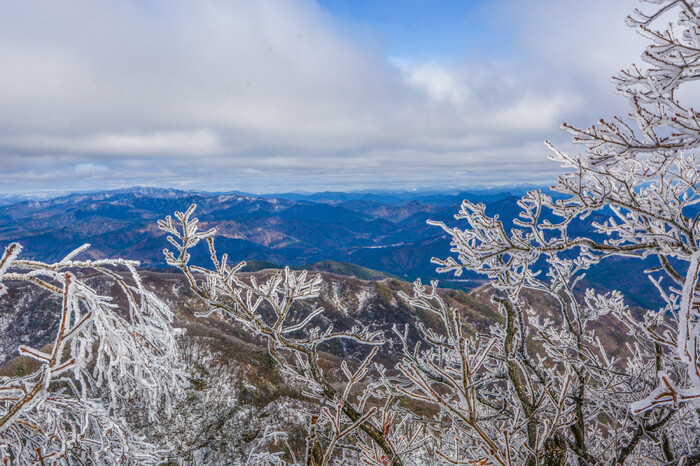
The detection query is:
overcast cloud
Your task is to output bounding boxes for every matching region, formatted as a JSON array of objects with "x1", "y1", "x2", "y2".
[{"x1": 0, "y1": 0, "x2": 643, "y2": 193}]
